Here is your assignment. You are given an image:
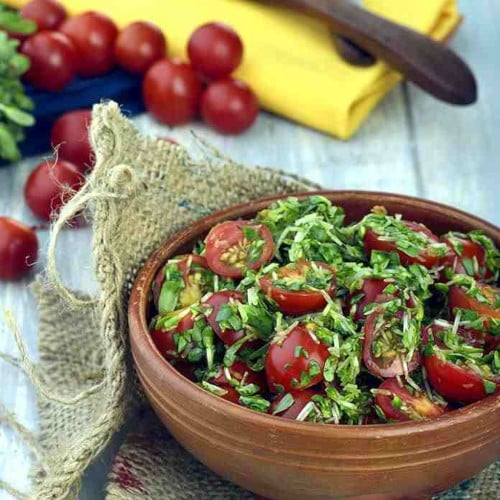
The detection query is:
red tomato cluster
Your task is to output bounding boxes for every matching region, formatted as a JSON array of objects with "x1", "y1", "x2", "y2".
[
  {"x1": 2, "y1": 2, "x2": 261, "y2": 280},
  {"x1": 14, "y1": 1, "x2": 259, "y2": 134},
  {"x1": 144, "y1": 22, "x2": 259, "y2": 134}
]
